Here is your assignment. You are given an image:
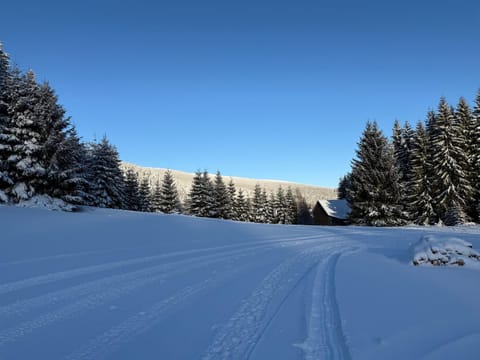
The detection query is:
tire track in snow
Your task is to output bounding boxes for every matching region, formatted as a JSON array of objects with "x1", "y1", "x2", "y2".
[
  {"x1": 201, "y1": 241, "x2": 354, "y2": 360},
  {"x1": 0, "y1": 234, "x2": 325, "y2": 296},
  {"x1": 298, "y1": 251, "x2": 353, "y2": 360}
]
